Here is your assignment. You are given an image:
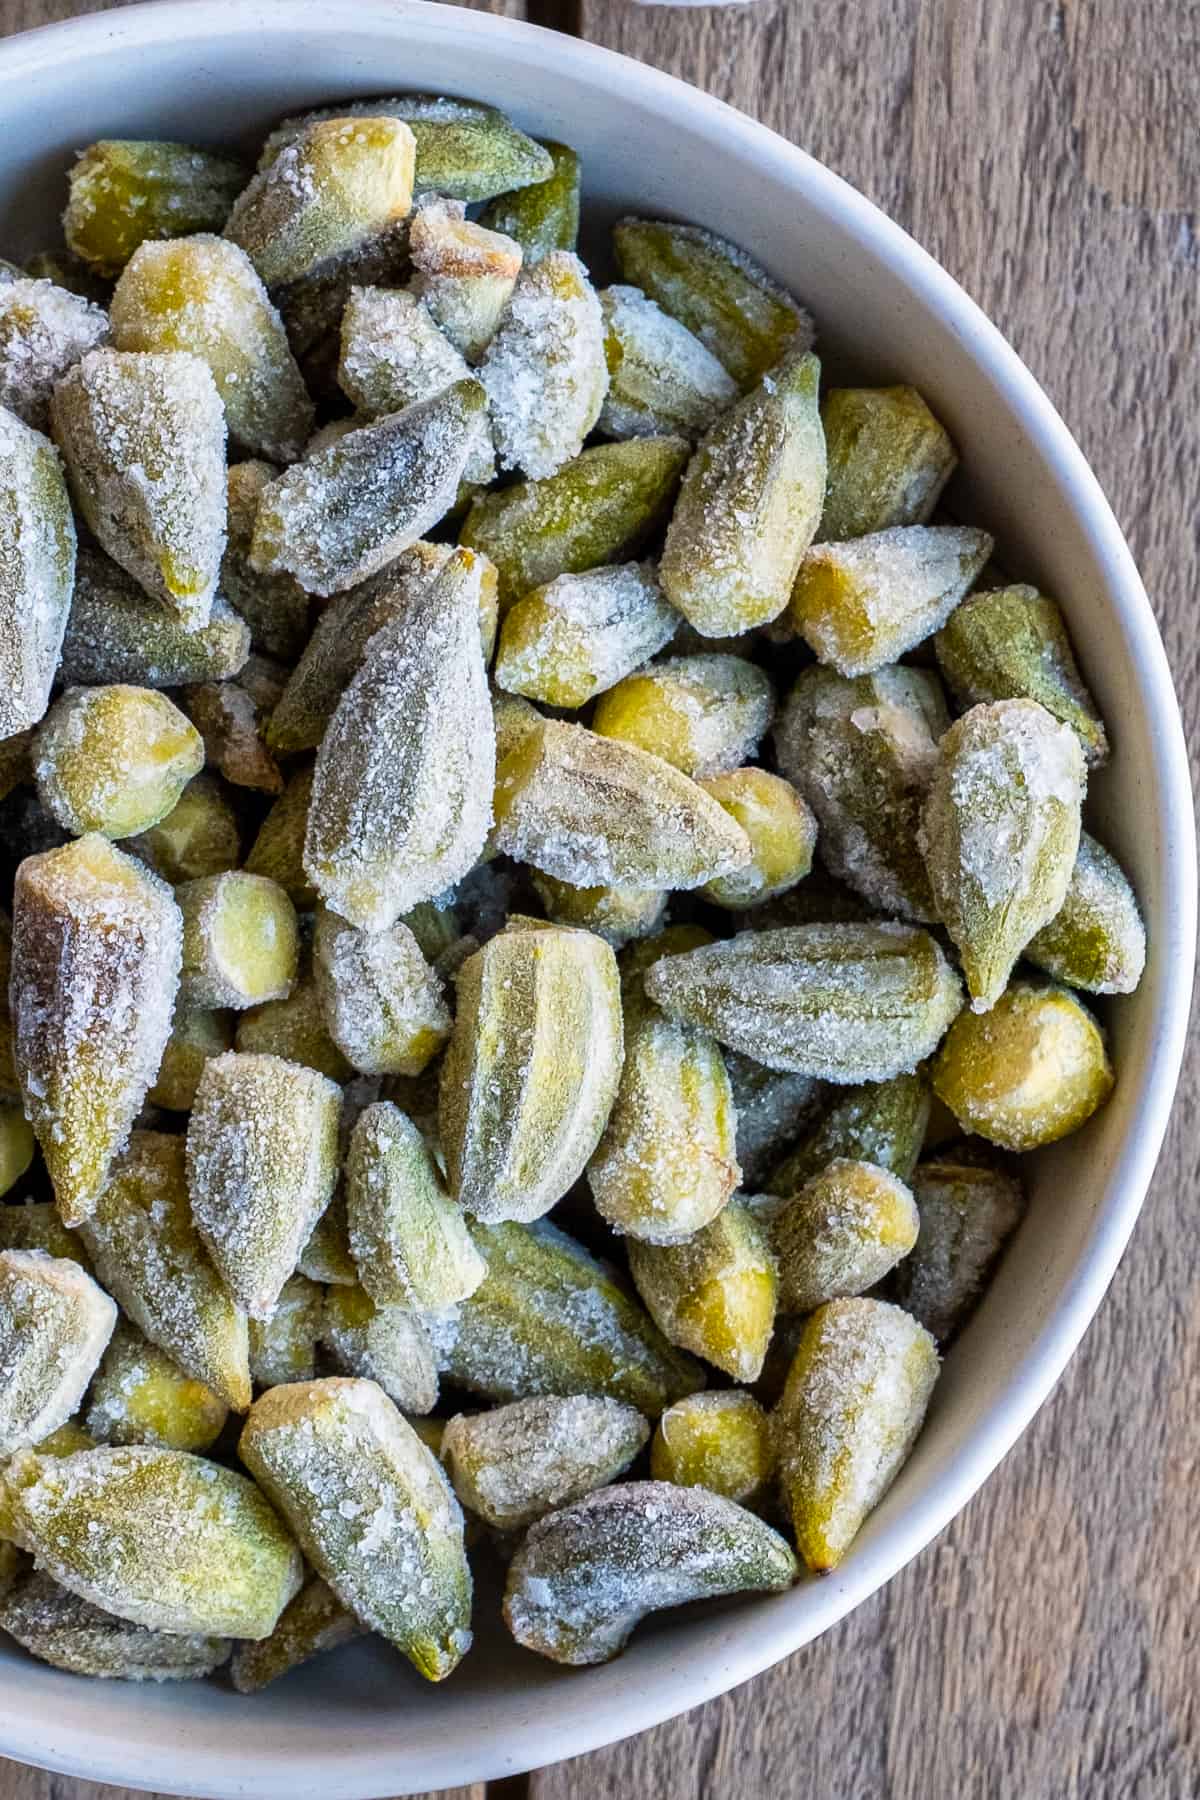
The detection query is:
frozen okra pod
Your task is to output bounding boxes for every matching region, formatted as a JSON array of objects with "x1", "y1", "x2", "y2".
[
  {"x1": 34, "y1": 684, "x2": 204, "y2": 841},
  {"x1": 627, "y1": 1196, "x2": 778, "y2": 1383},
  {"x1": 345, "y1": 1101, "x2": 485, "y2": 1310},
  {"x1": 149, "y1": 1002, "x2": 234, "y2": 1111},
  {"x1": 129, "y1": 774, "x2": 240, "y2": 886},
  {"x1": 230, "y1": 1574, "x2": 363, "y2": 1694},
  {"x1": 247, "y1": 1272, "x2": 324, "y2": 1390},
  {"x1": 240, "y1": 1377, "x2": 473, "y2": 1682},
  {"x1": 597, "y1": 283, "x2": 738, "y2": 442},
  {"x1": 221, "y1": 462, "x2": 312, "y2": 658},
  {"x1": 593, "y1": 652, "x2": 775, "y2": 778},
  {"x1": 65, "y1": 139, "x2": 246, "y2": 275},
  {"x1": 1024, "y1": 830, "x2": 1146, "y2": 995},
  {"x1": 892, "y1": 1155, "x2": 1024, "y2": 1341},
  {"x1": 769, "y1": 1158, "x2": 919, "y2": 1313},
  {"x1": 494, "y1": 560, "x2": 678, "y2": 709},
  {"x1": 60, "y1": 549, "x2": 250, "y2": 690},
  {"x1": 698, "y1": 768, "x2": 817, "y2": 910},
  {"x1": 0, "y1": 405, "x2": 76, "y2": 738},
  {"x1": 321, "y1": 1284, "x2": 439, "y2": 1415},
  {"x1": 0, "y1": 279, "x2": 109, "y2": 433},
  {"x1": 818, "y1": 385, "x2": 956, "y2": 541},
  {"x1": 0, "y1": 1568, "x2": 231, "y2": 1683},
  {"x1": 767, "y1": 1069, "x2": 930, "y2": 1194},
  {"x1": 235, "y1": 976, "x2": 354, "y2": 1083},
  {"x1": 650, "y1": 1390, "x2": 775, "y2": 1508},
  {"x1": 313, "y1": 908, "x2": 451, "y2": 1078},
  {"x1": 504, "y1": 1481, "x2": 796, "y2": 1665},
  {"x1": 482, "y1": 141, "x2": 581, "y2": 260},
  {"x1": 442, "y1": 1395, "x2": 649, "y2": 1532},
  {"x1": 410, "y1": 199, "x2": 522, "y2": 362},
  {"x1": 186, "y1": 1050, "x2": 341, "y2": 1317},
  {"x1": 178, "y1": 870, "x2": 300, "y2": 1010},
  {"x1": 0, "y1": 1250, "x2": 117, "y2": 1456},
  {"x1": 481, "y1": 250, "x2": 608, "y2": 477},
  {"x1": 11, "y1": 835, "x2": 182, "y2": 1225},
  {"x1": 439, "y1": 921, "x2": 623, "y2": 1224},
  {"x1": 84, "y1": 1322, "x2": 228, "y2": 1454}
]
